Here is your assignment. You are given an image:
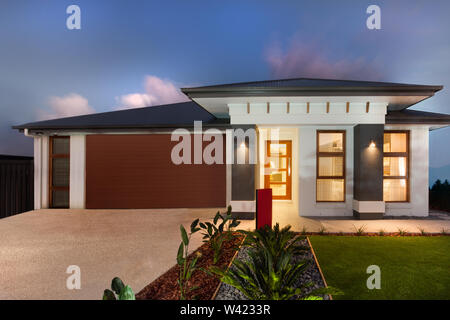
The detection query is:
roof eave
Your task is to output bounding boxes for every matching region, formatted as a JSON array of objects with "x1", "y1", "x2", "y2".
[{"x1": 182, "y1": 85, "x2": 443, "y2": 98}]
